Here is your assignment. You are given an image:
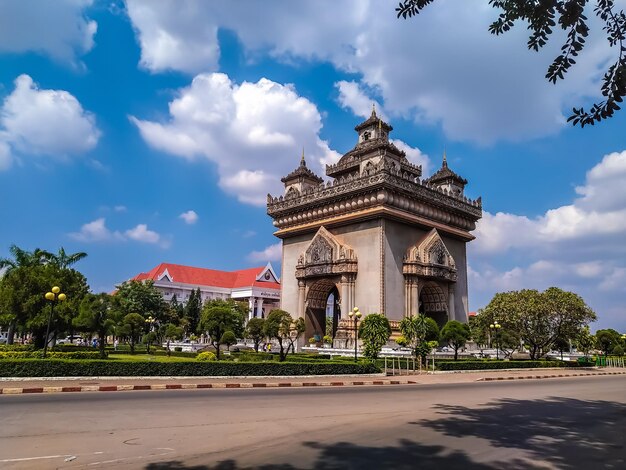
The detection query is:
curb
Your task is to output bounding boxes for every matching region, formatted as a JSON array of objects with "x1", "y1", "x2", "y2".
[
  {"x1": 0, "y1": 379, "x2": 418, "y2": 395},
  {"x1": 478, "y1": 371, "x2": 626, "y2": 382}
]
